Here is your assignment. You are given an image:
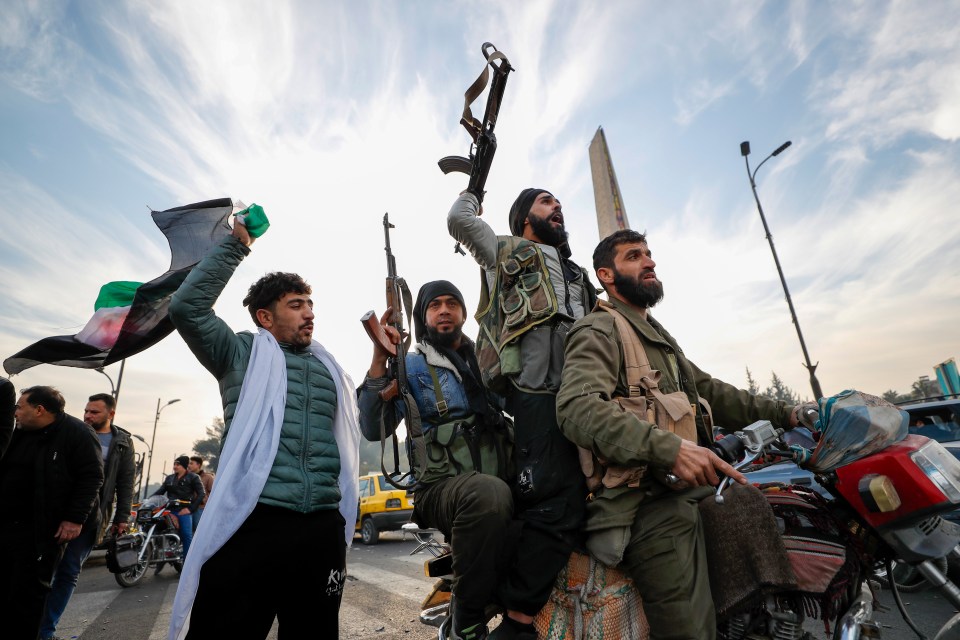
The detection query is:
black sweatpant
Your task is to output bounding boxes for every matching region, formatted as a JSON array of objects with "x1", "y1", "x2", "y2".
[
  {"x1": 186, "y1": 503, "x2": 346, "y2": 639},
  {"x1": 413, "y1": 472, "x2": 515, "y2": 614},
  {"x1": 499, "y1": 390, "x2": 587, "y2": 615}
]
